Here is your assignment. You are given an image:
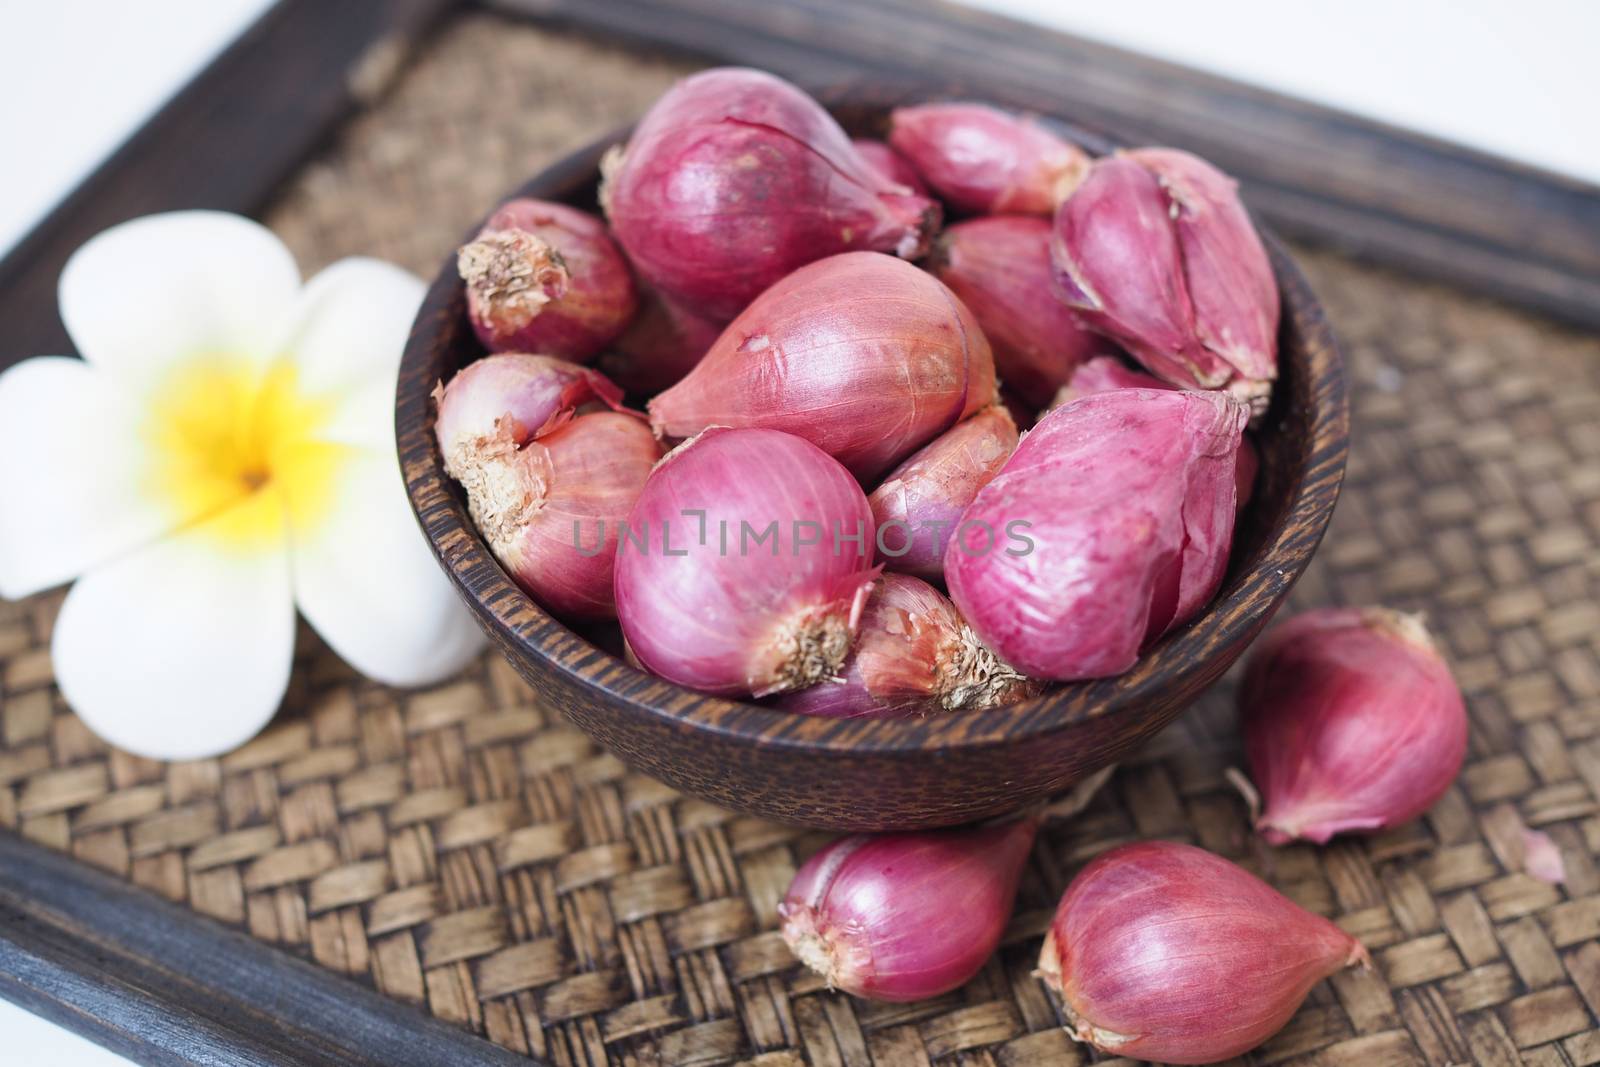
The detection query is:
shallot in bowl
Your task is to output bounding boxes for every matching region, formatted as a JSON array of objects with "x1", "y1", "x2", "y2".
[{"x1": 395, "y1": 83, "x2": 1348, "y2": 832}]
